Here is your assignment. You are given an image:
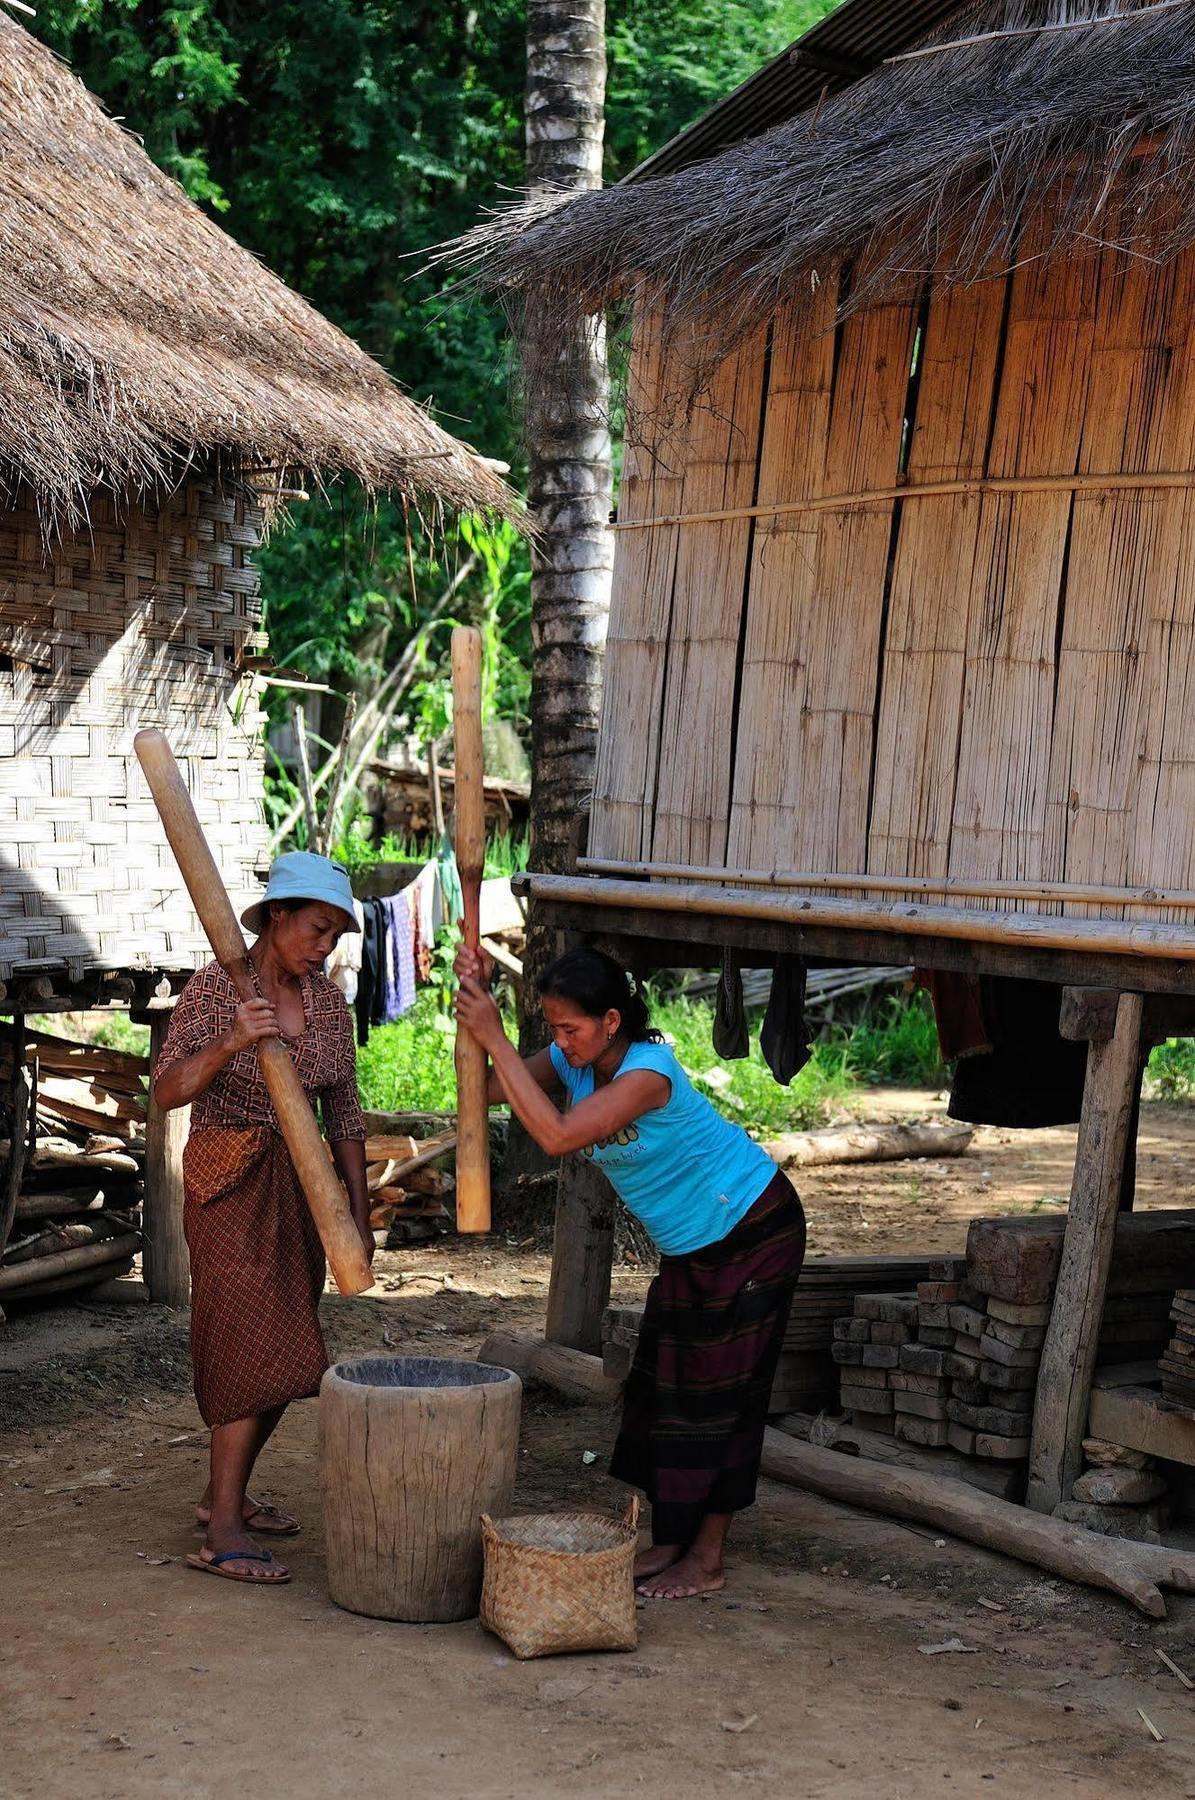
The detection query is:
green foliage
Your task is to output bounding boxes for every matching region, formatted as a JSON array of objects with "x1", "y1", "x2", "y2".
[
  {"x1": 826, "y1": 991, "x2": 946, "y2": 1088},
  {"x1": 646, "y1": 990, "x2": 855, "y2": 1134},
  {"x1": 1146, "y1": 1037, "x2": 1195, "y2": 1100},
  {"x1": 32, "y1": 0, "x2": 840, "y2": 716}
]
